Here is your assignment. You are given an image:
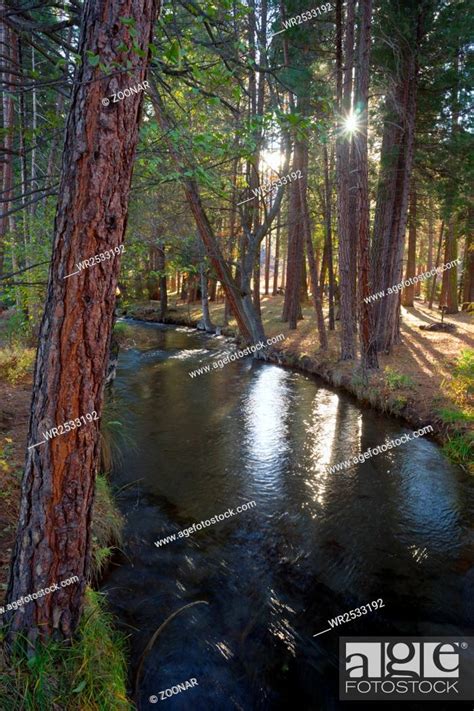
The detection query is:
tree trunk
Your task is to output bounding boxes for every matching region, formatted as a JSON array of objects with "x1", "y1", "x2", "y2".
[
  {"x1": 462, "y1": 229, "x2": 473, "y2": 309},
  {"x1": 208, "y1": 277, "x2": 217, "y2": 302},
  {"x1": 272, "y1": 219, "x2": 280, "y2": 295},
  {"x1": 282, "y1": 139, "x2": 304, "y2": 328},
  {"x1": 355, "y1": 0, "x2": 378, "y2": 370},
  {"x1": 299, "y1": 150, "x2": 327, "y2": 349},
  {"x1": 147, "y1": 246, "x2": 160, "y2": 300},
  {"x1": 336, "y1": 0, "x2": 356, "y2": 359},
  {"x1": 0, "y1": 10, "x2": 15, "y2": 277},
  {"x1": 264, "y1": 232, "x2": 271, "y2": 295},
  {"x1": 425, "y1": 203, "x2": 434, "y2": 300},
  {"x1": 443, "y1": 215, "x2": 458, "y2": 313},
  {"x1": 402, "y1": 187, "x2": 417, "y2": 307},
  {"x1": 428, "y1": 221, "x2": 444, "y2": 309},
  {"x1": 6, "y1": 0, "x2": 159, "y2": 648},
  {"x1": 157, "y1": 241, "x2": 167, "y2": 321},
  {"x1": 253, "y1": 245, "x2": 262, "y2": 317},
  {"x1": 200, "y1": 265, "x2": 214, "y2": 331},
  {"x1": 29, "y1": 47, "x2": 38, "y2": 219},
  {"x1": 371, "y1": 8, "x2": 424, "y2": 352},
  {"x1": 323, "y1": 145, "x2": 335, "y2": 330},
  {"x1": 148, "y1": 86, "x2": 262, "y2": 343}
]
